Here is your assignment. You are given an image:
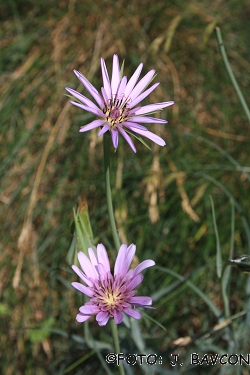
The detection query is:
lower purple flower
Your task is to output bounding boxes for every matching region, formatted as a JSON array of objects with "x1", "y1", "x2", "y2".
[{"x1": 71, "y1": 243, "x2": 155, "y2": 326}]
